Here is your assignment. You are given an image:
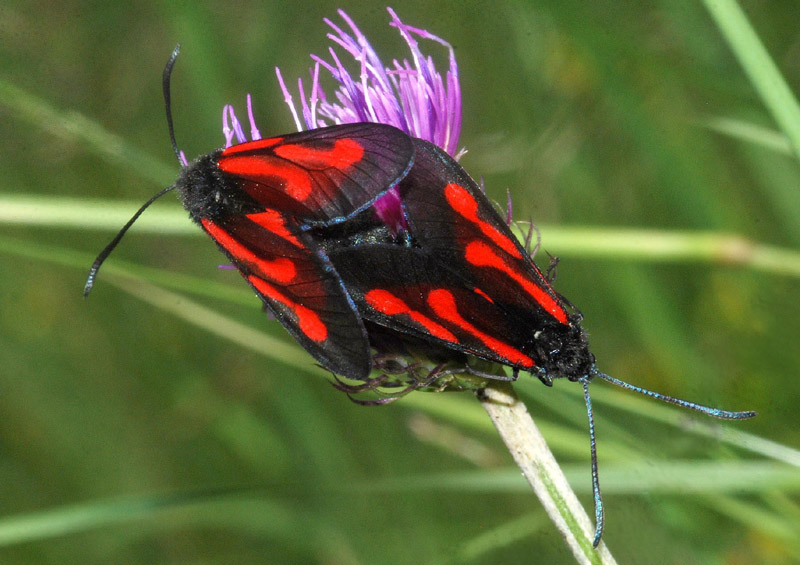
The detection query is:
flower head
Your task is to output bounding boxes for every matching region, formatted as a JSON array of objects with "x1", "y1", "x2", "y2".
[
  {"x1": 221, "y1": 9, "x2": 463, "y2": 232},
  {"x1": 278, "y1": 8, "x2": 461, "y2": 156},
  {"x1": 221, "y1": 9, "x2": 461, "y2": 152},
  {"x1": 219, "y1": 9, "x2": 468, "y2": 394}
]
